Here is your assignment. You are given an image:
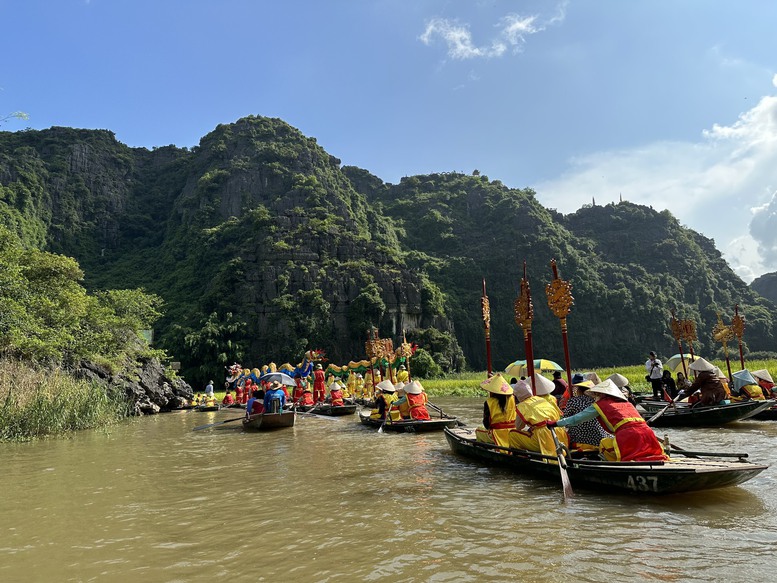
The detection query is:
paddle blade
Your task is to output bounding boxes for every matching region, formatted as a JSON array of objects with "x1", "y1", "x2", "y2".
[{"x1": 559, "y1": 466, "x2": 574, "y2": 502}]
